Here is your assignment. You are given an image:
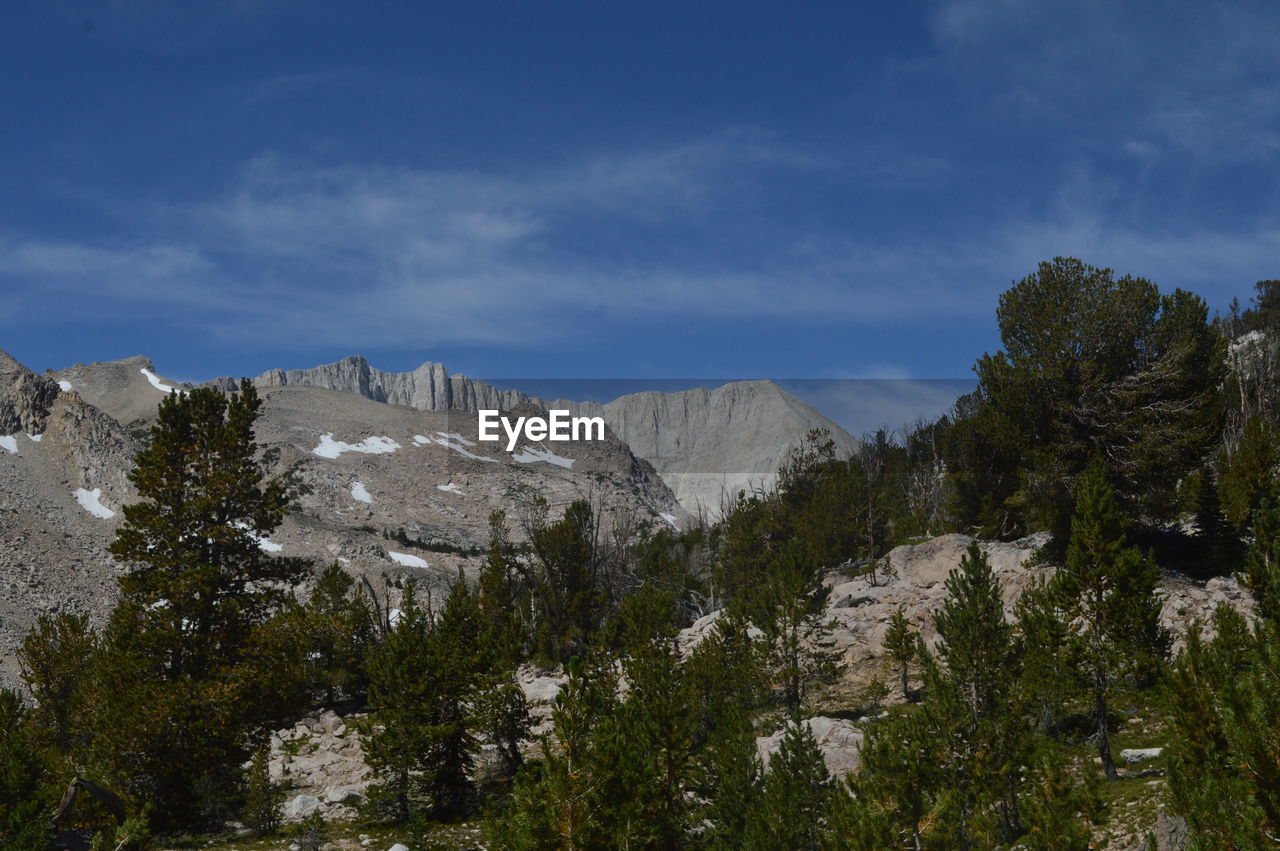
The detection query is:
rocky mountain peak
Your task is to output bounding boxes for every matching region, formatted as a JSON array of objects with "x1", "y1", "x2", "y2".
[{"x1": 0, "y1": 347, "x2": 61, "y2": 435}]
